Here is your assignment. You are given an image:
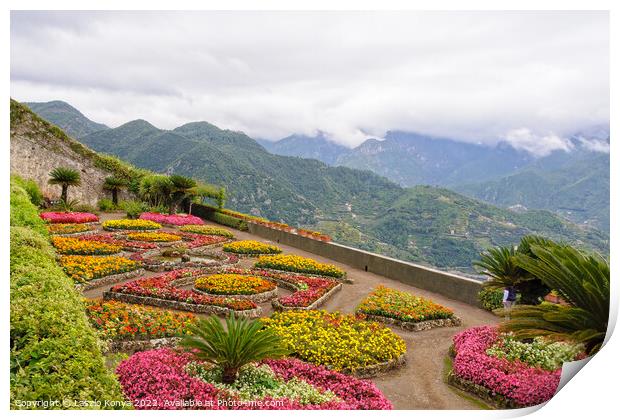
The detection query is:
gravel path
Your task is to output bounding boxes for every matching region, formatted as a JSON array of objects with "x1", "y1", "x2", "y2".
[{"x1": 87, "y1": 212, "x2": 499, "y2": 409}]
